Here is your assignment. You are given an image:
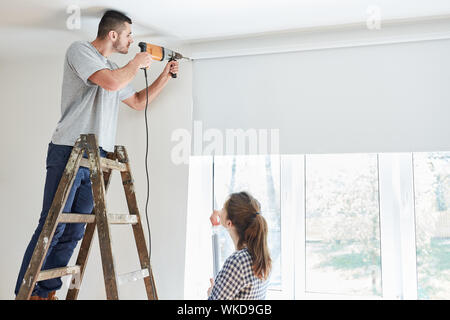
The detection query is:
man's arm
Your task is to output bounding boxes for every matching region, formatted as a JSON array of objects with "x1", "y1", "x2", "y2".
[
  {"x1": 122, "y1": 60, "x2": 179, "y2": 111},
  {"x1": 88, "y1": 52, "x2": 151, "y2": 91}
]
